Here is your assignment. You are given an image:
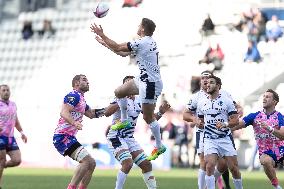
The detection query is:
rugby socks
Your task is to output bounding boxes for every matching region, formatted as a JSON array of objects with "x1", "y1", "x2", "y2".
[
  {"x1": 115, "y1": 170, "x2": 127, "y2": 189},
  {"x1": 271, "y1": 178, "x2": 279, "y2": 187},
  {"x1": 118, "y1": 98, "x2": 128, "y2": 122},
  {"x1": 67, "y1": 184, "x2": 76, "y2": 189},
  {"x1": 149, "y1": 120, "x2": 162, "y2": 148},
  {"x1": 233, "y1": 178, "x2": 243, "y2": 189},
  {"x1": 198, "y1": 169, "x2": 206, "y2": 189},
  {"x1": 222, "y1": 169, "x2": 231, "y2": 189},
  {"x1": 143, "y1": 171, "x2": 157, "y2": 189},
  {"x1": 205, "y1": 175, "x2": 215, "y2": 189}
]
